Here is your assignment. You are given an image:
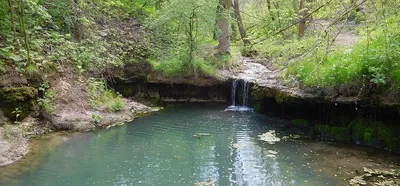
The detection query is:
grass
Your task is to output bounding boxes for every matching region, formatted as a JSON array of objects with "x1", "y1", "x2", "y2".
[
  {"x1": 286, "y1": 20, "x2": 400, "y2": 88},
  {"x1": 87, "y1": 78, "x2": 125, "y2": 112},
  {"x1": 149, "y1": 45, "x2": 232, "y2": 78}
]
